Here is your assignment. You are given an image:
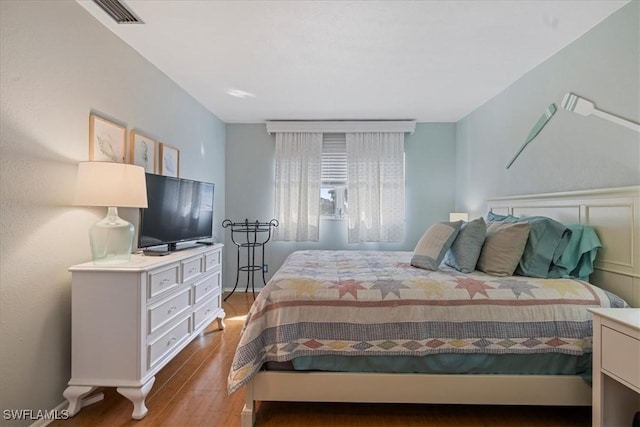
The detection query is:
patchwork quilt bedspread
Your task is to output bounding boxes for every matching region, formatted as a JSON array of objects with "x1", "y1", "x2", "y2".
[{"x1": 228, "y1": 250, "x2": 627, "y2": 393}]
